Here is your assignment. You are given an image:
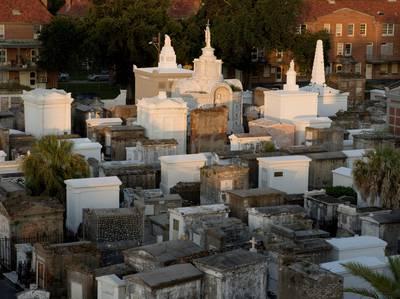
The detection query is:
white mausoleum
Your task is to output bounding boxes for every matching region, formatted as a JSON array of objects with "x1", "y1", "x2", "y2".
[
  {"x1": 65, "y1": 176, "x2": 121, "y2": 234},
  {"x1": 257, "y1": 155, "x2": 311, "y2": 194},
  {"x1": 68, "y1": 138, "x2": 102, "y2": 161},
  {"x1": 173, "y1": 24, "x2": 243, "y2": 133},
  {"x1": 137, "y1": 91, "x2": 188, "y2": 154},
  {"x1": 22, "y1": 88, "x2": 73, "y2": 138},
  {"x1": 301, "y1": 40, "x2": 349, "y2": 117},
  {"x1": 159, "y1": 153, "x2": 208, "y2": 194},
  {"x1": 134, "y1": 35, "x2": 193, "y2": 102}
]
